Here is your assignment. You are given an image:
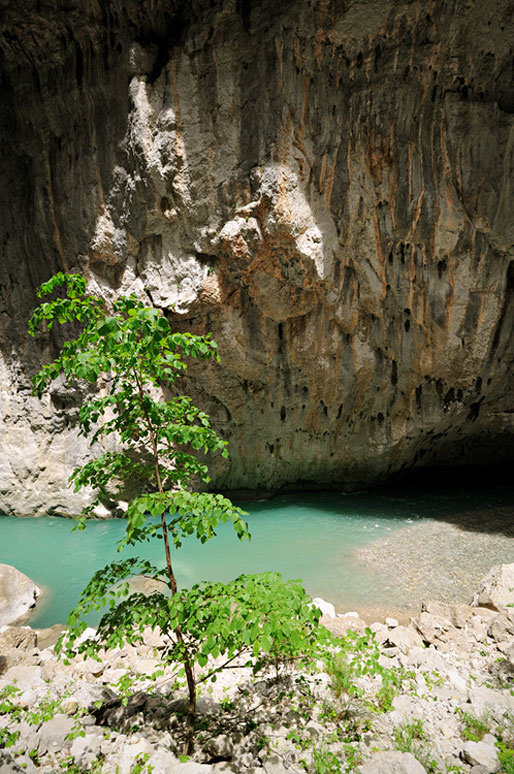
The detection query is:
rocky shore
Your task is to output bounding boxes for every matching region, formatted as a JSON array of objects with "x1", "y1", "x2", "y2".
[
  {"x1": 1, "y1": 565, "x2": 514, "y2": 774},
  {"x1": 355, "y1": 508, "x2": 514, "y2": 618}
]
